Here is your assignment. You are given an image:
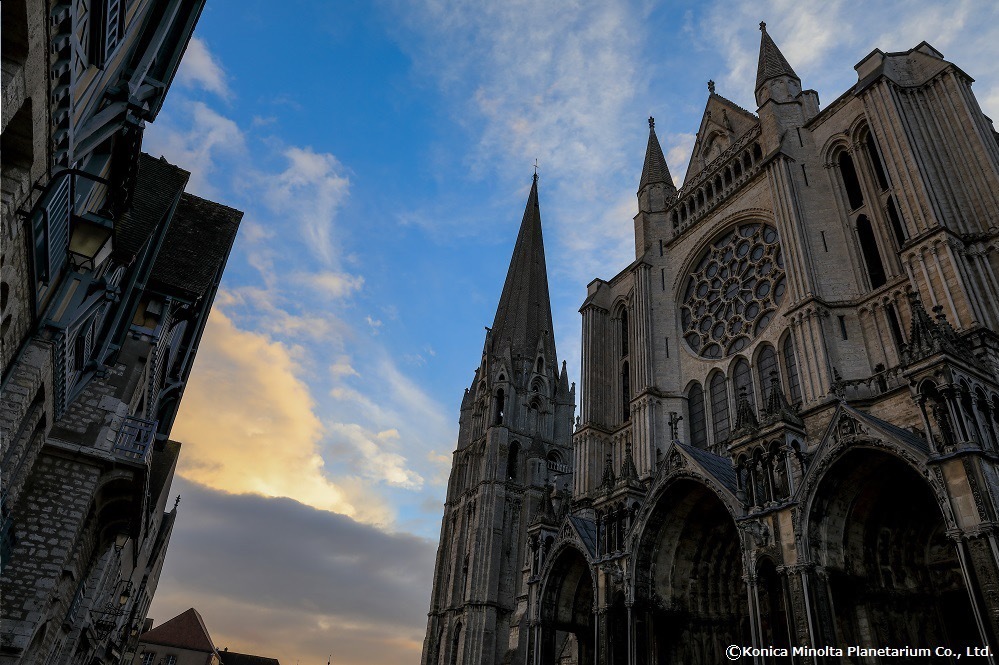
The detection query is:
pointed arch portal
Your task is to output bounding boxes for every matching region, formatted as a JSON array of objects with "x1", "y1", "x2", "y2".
[
  {"x1": 807, "y1": 448, "x2": 984, "y2": 657},
  {"x1": 540, "y1": 547, "x2": 595, "y2": 664},
  {"x1": 634, "y1": 479, "x2": 749, "y2": 663}
]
